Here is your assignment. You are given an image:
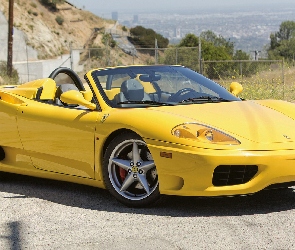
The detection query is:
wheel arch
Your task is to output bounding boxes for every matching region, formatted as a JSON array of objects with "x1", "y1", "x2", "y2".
[{"x1": 102, "y1": 128, "x2": 141, "y2": 159}]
